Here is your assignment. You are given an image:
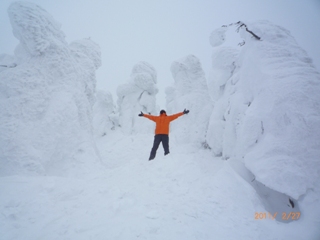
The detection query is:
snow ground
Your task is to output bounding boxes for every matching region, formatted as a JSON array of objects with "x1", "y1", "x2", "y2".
[{"x1": 1, "y1": 131, "x2": 314, "y2": 240}]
